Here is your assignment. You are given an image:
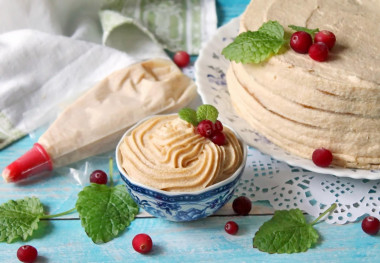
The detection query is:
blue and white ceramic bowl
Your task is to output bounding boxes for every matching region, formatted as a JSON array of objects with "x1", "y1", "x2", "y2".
[{"x1": 116, "y1": 114, "x2": 247, "y2": 222}]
